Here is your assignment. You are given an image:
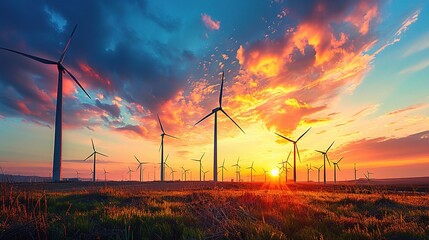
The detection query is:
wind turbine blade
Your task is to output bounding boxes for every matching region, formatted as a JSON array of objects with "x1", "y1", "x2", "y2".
[
  {"x1": 200, "y1": 152, "x2": 205, "y2": 161},
  {"x1": 0, "y1": 47, "x2": 56, "y2": 64},
  {"x1": 326, "y1": 141, "x2": 335, "y2": 152},
  {"x1": 91, "y1": 138, "x2": 95, "y2": 151},
  {"x1": 287, "y1": 162, "x2": 293, "y2": 167},
  {"x1": 159, "y1": 142, "x2": 162, "y2": 152},
  {"x1": 326, "y1": 155, "x2": 331, "y2": 167},
  {"x1": 191, "y1": 159, "x2": 200, "y2": 162},
  {"x1": 337, "y1": 164, "x2": 341, "y2": 172},
  {"x1": 136, "y1": 164, "x2": 141, "y2": 170},
  {"x1": 315, "y1": 150, "x2": 325, "y2": 154},
  {"x1": 134, "y1": 155, "x2": 141, "y2": 164},
  {"x1": 222, "y1": 158, "x2": 225, "y2": 166},
  {"x1": 297, "y1": 127, "x2": 311, "y2": 142},
  {"x1": 84, "y1": 152, "x2": 95, "y2": 161},
  {"x1": 287, "y1": 150, "x2": 291, "y2": 161},
  {"x1": 64, "y1": 67, "x2": 91, "y2": 99},
  {"x1": 219, "y1": 71, "x2": 224, "y2": 107},
  {"x1": 165, "y1": 133, "x2": 180, "y2": 139},
  {"x1": 296, "y1": 145, "x2": 302, "y2": 163},
  {"x1": 157, "y1": 114, "x2": 165, "y2": 133},
  {"x1": 220, "y1": 109, "x2": 245, "y2": 134},
  {"x1": 165, "y1": 153, "x2": 169, "y2": 162},
  {"x1": 337, "y1": 157, "x2": 344, "y2": 163},
  {"x1": 60, "y1": 24, "x2": 77, "y2": 63},
  {"x1": 275, "y1": 133, "x2": 294, "y2": 143},
  {"x1": 97, "y1": 152, "x2": 108, "y2": 157},
  {"x1": 194, "y1": 111, "x2": 214, "y2": 126}
]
